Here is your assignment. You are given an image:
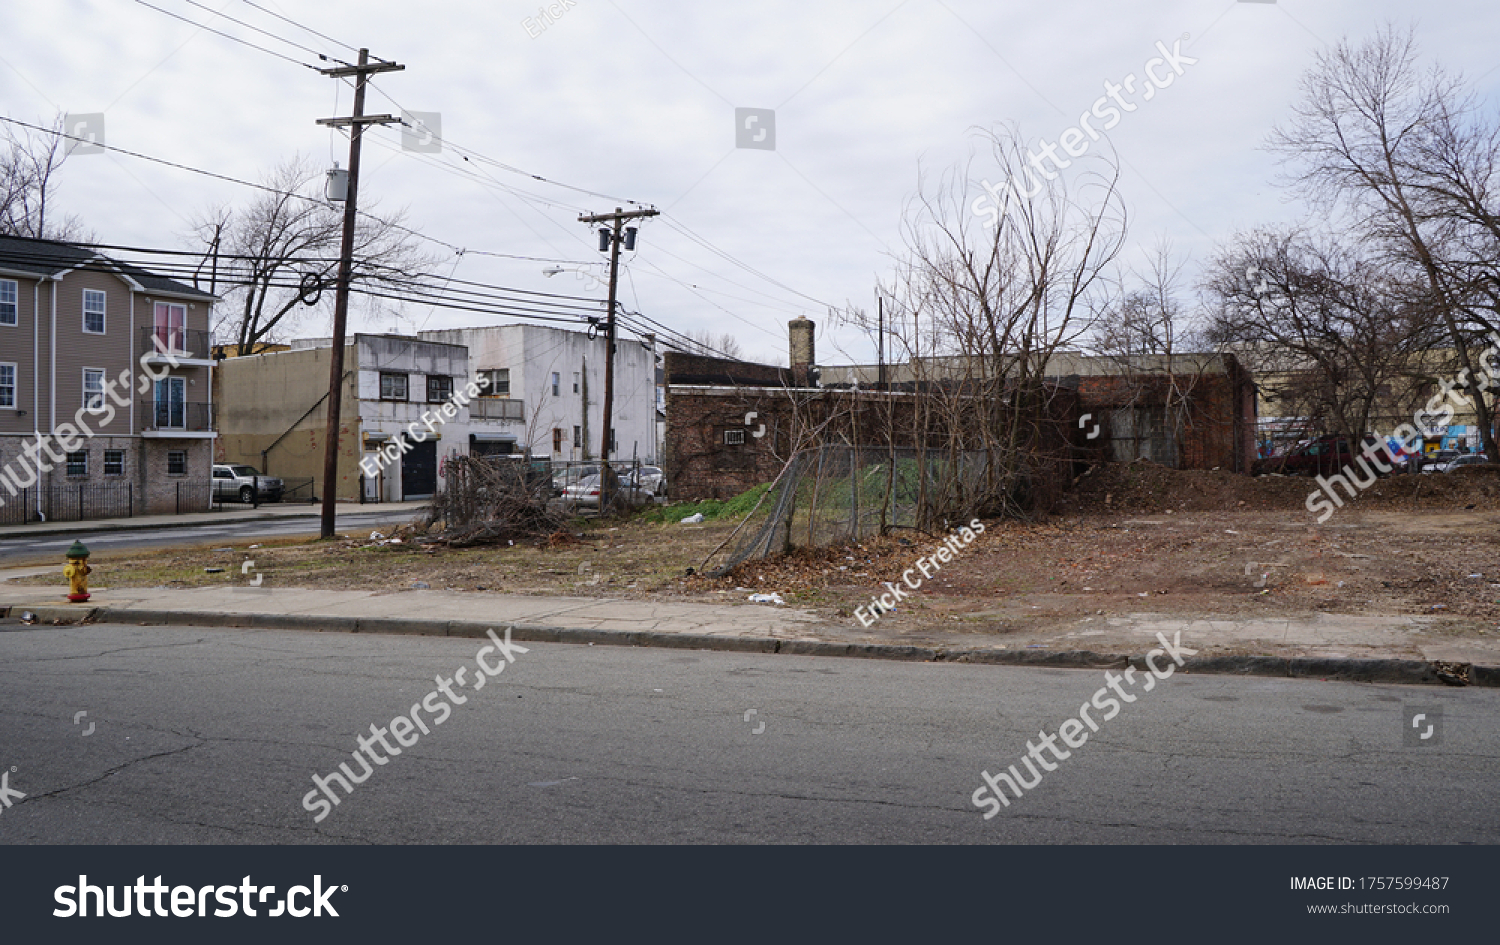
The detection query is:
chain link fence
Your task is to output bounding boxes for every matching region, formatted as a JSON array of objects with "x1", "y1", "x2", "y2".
[{"x1": 701, "y1": 445, "x2": 1016, "y2": 576}]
